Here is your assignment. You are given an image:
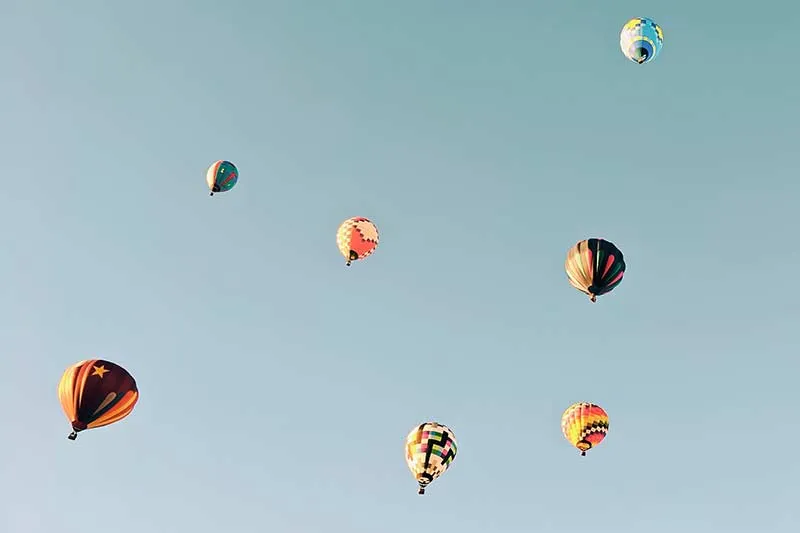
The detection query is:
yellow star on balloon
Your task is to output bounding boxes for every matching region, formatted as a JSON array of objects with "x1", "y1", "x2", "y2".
[{"x1": 91, "y1": 365, "x2": 110, "y2": 378}]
